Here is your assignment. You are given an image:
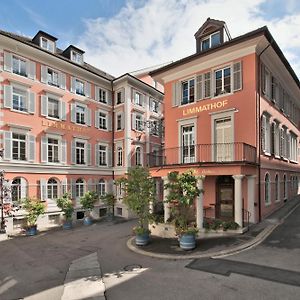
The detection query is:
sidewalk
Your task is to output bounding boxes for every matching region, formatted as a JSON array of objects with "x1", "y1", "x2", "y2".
[{"x1": 127, "y1": 196, "x2": 300, "y2": 260}]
